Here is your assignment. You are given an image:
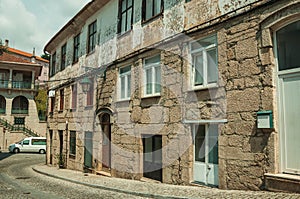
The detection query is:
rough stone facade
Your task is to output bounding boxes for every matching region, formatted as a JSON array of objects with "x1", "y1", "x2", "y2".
[{"x1": 45, "y1": 0, "x2": 300, "y2": 192}]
